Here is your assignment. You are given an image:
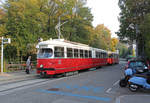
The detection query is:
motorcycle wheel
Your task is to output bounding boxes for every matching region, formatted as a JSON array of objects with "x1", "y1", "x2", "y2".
[
  {"x1": 119, "y1": 79, "x2": 127, "y2": 87},
  {"x1": 129, "y1": 84, "x2": 139, "y2": 92}
]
